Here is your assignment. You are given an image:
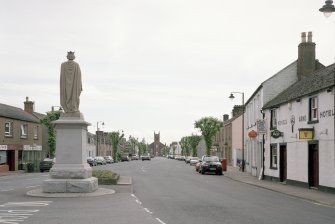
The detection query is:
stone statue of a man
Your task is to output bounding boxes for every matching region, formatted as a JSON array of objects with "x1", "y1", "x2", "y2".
[{"x1": 60, "y1": 51, "x2": 82, "y2": 113}]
